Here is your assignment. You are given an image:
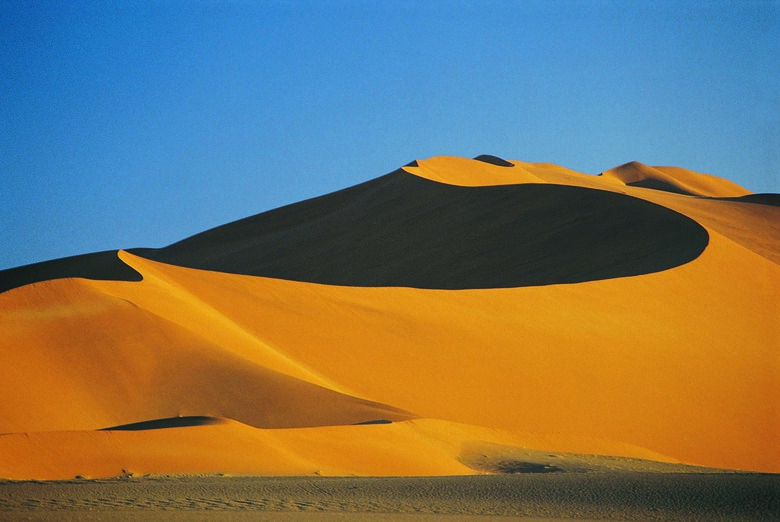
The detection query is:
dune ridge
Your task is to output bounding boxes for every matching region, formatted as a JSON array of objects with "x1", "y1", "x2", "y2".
[
  {"x1": 0, "y1": 417, "x2": 697, "y2": 481},
  {"x1": 127, "y1": 173, "x2": 710, "y2": 289},
  {"x1": 0, "y1": 271, "x2": 413, "y2": 434},
  {"x1": 0, "y1": 155, "x2": 777, "y2": 481},
  {"x1": 404, "y1": 155, "x2": 778, "y2": 264},
  {"x1": 601, "y1": 161, "x2": 753, "y2": 197},
  {"x1": 0, "y1": 250, "x2": 142, "y2": 294}
]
